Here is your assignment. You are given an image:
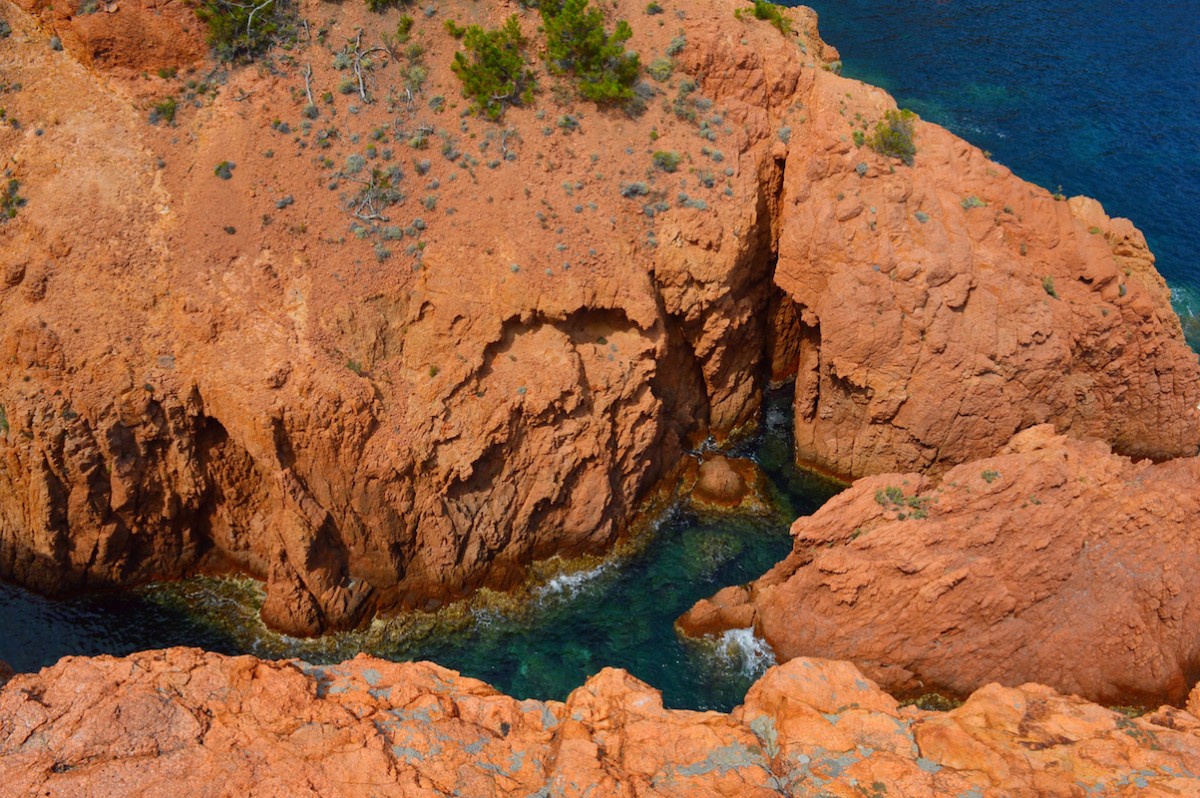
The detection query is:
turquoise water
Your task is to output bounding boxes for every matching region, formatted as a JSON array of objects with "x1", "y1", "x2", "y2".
[
  {"x1": 799, "y1": 0, "x2": 1200, "y2": 351},
  {"x1": 0, "y1": 390, "x2": 840, "y2": 711}
]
